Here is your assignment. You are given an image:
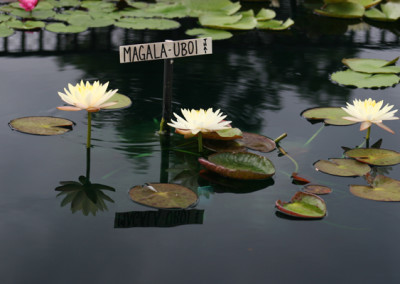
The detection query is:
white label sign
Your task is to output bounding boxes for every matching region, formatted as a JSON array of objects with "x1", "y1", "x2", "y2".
[{"x1": 119, "y1": 38, "x2": 212, "y2": 63}]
